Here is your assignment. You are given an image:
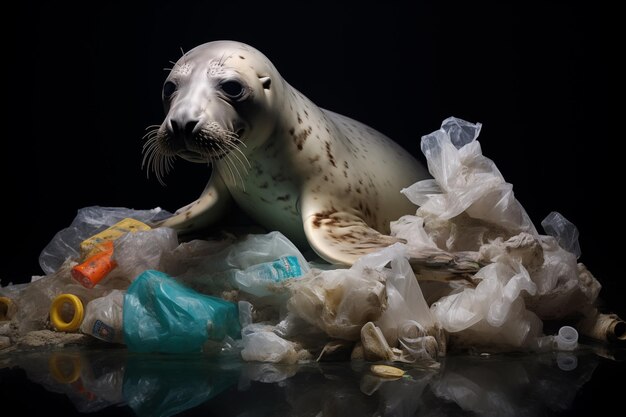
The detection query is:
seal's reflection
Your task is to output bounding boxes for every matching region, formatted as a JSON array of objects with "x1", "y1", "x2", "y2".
[{"x1": 0, "y1": 347, "x2": 613, "y2": 416}]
